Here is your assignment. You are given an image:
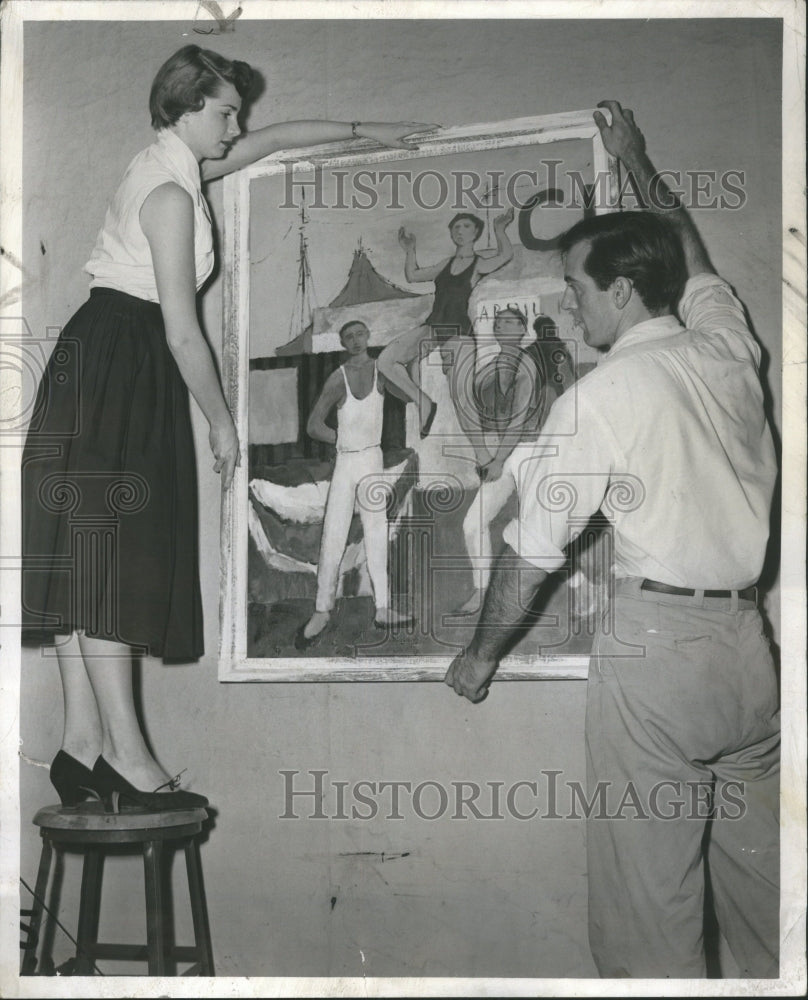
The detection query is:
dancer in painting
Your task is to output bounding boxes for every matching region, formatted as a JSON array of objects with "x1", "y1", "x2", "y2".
[
  {"x1": 296, "y1": 321, "x2": 415, "y2": 649},
  {"x1": 377, "y1": 208, "x2": 515, "y2": 459},
  {"x1": 457, "y1": 309, "x2": 574, "y2": 613}
]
